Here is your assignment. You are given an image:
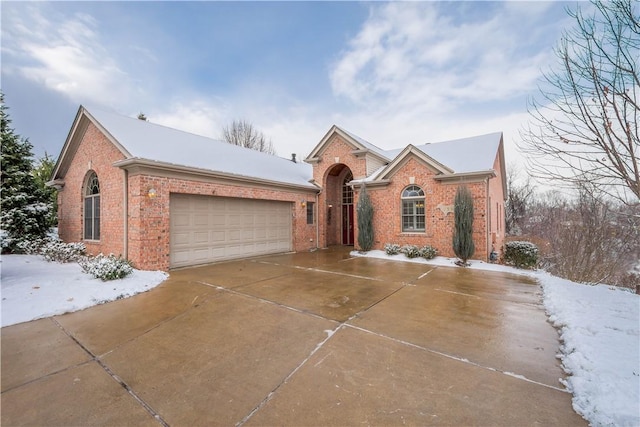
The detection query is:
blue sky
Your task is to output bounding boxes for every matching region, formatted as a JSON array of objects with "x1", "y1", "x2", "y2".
[{"x1": 1, "y1": 1, "x2": 576, "y2": 167}]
